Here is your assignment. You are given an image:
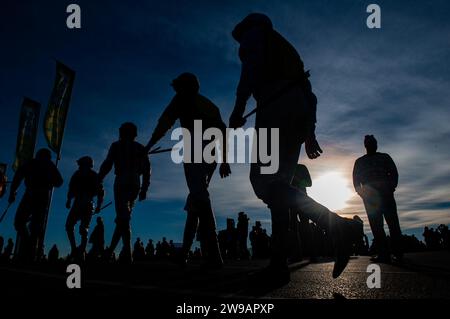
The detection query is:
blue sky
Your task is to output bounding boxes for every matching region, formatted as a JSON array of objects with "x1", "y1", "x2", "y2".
[{"x1": 1, "y1": 0, "x2": 449, "y2": 255}]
